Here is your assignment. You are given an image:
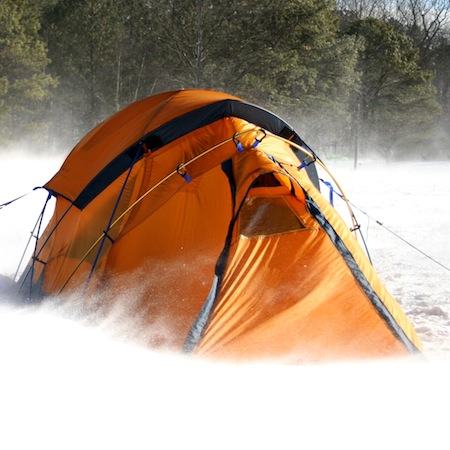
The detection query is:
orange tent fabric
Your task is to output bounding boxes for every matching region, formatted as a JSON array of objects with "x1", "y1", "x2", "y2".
[{"x1": 22, "y1": 89, "x2": 421, "y2": 362}]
